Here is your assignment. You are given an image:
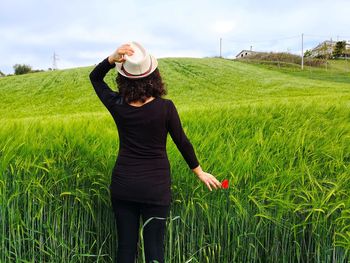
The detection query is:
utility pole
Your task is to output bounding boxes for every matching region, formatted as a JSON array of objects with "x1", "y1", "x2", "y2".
[
  {"x1": 52, "y1": 52, "x2": 59, "y2": 70},
  {"x1": 220, "y1": 38, "x2": 222, "y2": 58},
  {"x1": 301, "y1": 33, "x2": 304, "y2": 70}
]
